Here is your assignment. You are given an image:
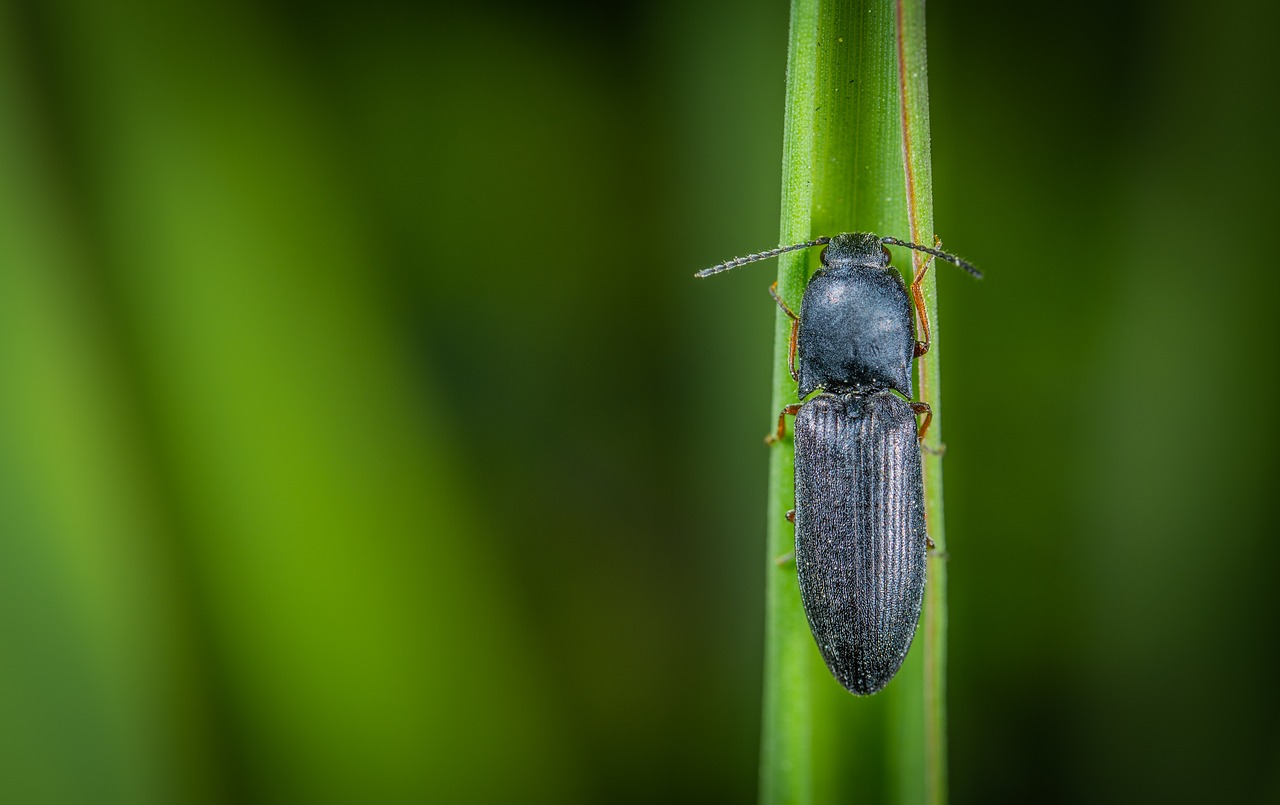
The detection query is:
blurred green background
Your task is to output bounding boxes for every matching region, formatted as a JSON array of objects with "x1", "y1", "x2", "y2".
[{"x1": 2, "y1": 0, "x2": 1278, "y2": 802}]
